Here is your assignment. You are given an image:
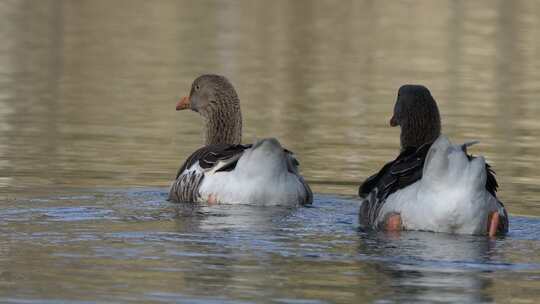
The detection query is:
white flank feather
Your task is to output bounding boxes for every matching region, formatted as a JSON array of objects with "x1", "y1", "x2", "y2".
[{"x1": 198, "y1": 138, "x2": 311, "y2": 206}]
